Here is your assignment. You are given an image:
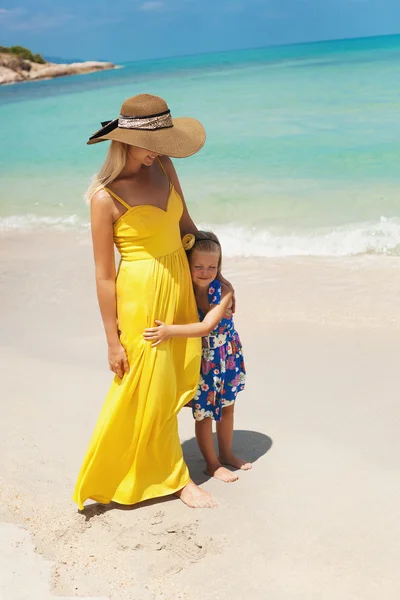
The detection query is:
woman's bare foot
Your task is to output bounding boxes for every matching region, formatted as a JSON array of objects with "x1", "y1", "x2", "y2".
[
  {"x1": 175, "y1": 480, "x2": 219, "y2": 508},
  {"x1": 206, "y1": 462, "x2": 239, "y2": 482},
  {"x1": 219, "y1": 454, "x2": 252, "y2": 471}
]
